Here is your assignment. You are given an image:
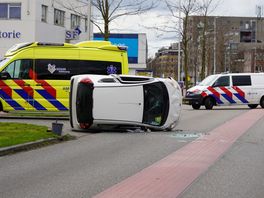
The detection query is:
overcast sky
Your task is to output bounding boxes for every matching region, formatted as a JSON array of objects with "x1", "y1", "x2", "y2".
[{"x1": 93, "y1": 0, "x2": 264, "y2": 58}]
